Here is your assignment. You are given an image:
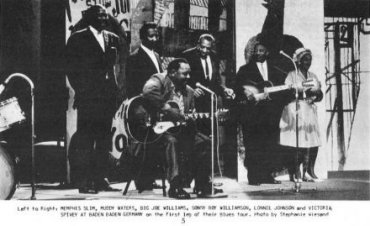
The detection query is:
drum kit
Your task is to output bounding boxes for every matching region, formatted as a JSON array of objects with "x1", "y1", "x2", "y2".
[
  {"x1": 0, "y1": 73, "x2": 34, "y2": 200},
  {"x1": 0, "y1": 97, "x2": 25, "y2": 200}
]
